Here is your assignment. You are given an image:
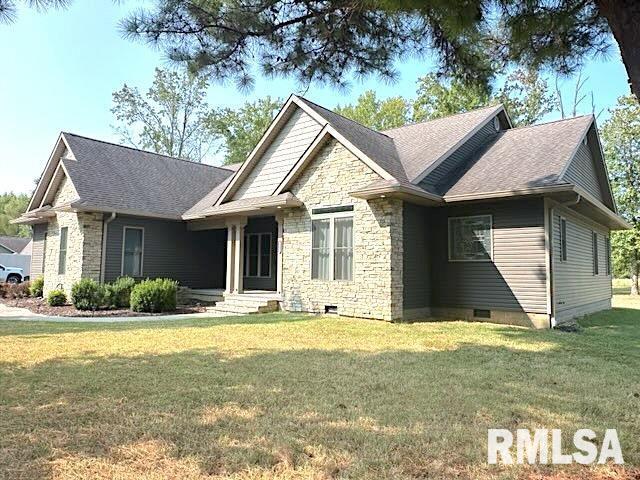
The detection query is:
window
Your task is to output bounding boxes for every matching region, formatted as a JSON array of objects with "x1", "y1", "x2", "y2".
[
  {"x1": 311, "y1": 210, "x2": 354, "y2": 281},
  {"x1": 605, "y1": 236, "x2": 611, "y2": 276},
  {"x1": 592, "y1": 232, "x2": 599, "y2": 275},
  {"x1": 58, "y1": 227, "x2": 68, "y2": 274},
  {"x1": 244, "y1": 233, "x2": 271, "y2": 278},
  {"x1": 43, "y1": 232, "x2": 47, "y2": 270},
  {"x1": 493, "y1": 116, "x2": 501, "y2": 132},
  {"x1": 122, "y1": 227, "x2": 144, "y2": 276},
  {"x1": 448, "y1": 215, "x2": 492, "y2": 261},
  {"x1": 560, "y1": 217, "x2": 568, "y2": 262}
]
